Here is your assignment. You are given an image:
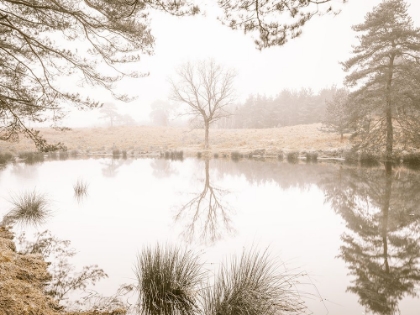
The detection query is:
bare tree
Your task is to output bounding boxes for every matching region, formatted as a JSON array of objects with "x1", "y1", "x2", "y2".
[
  {"x1": 174, "y1": 159, "x2": 235, "y2": 244},
  {"x1": 170, "y1": 60, "x2": 236, "y2": 149}
]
